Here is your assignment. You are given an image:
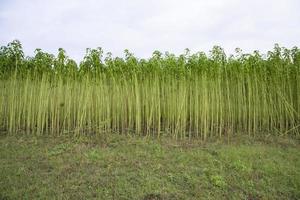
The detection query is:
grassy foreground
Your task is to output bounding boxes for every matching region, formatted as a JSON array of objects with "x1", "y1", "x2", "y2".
[{"x1": 0, "y1": 134, "x2": 299, "y2": 200}]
